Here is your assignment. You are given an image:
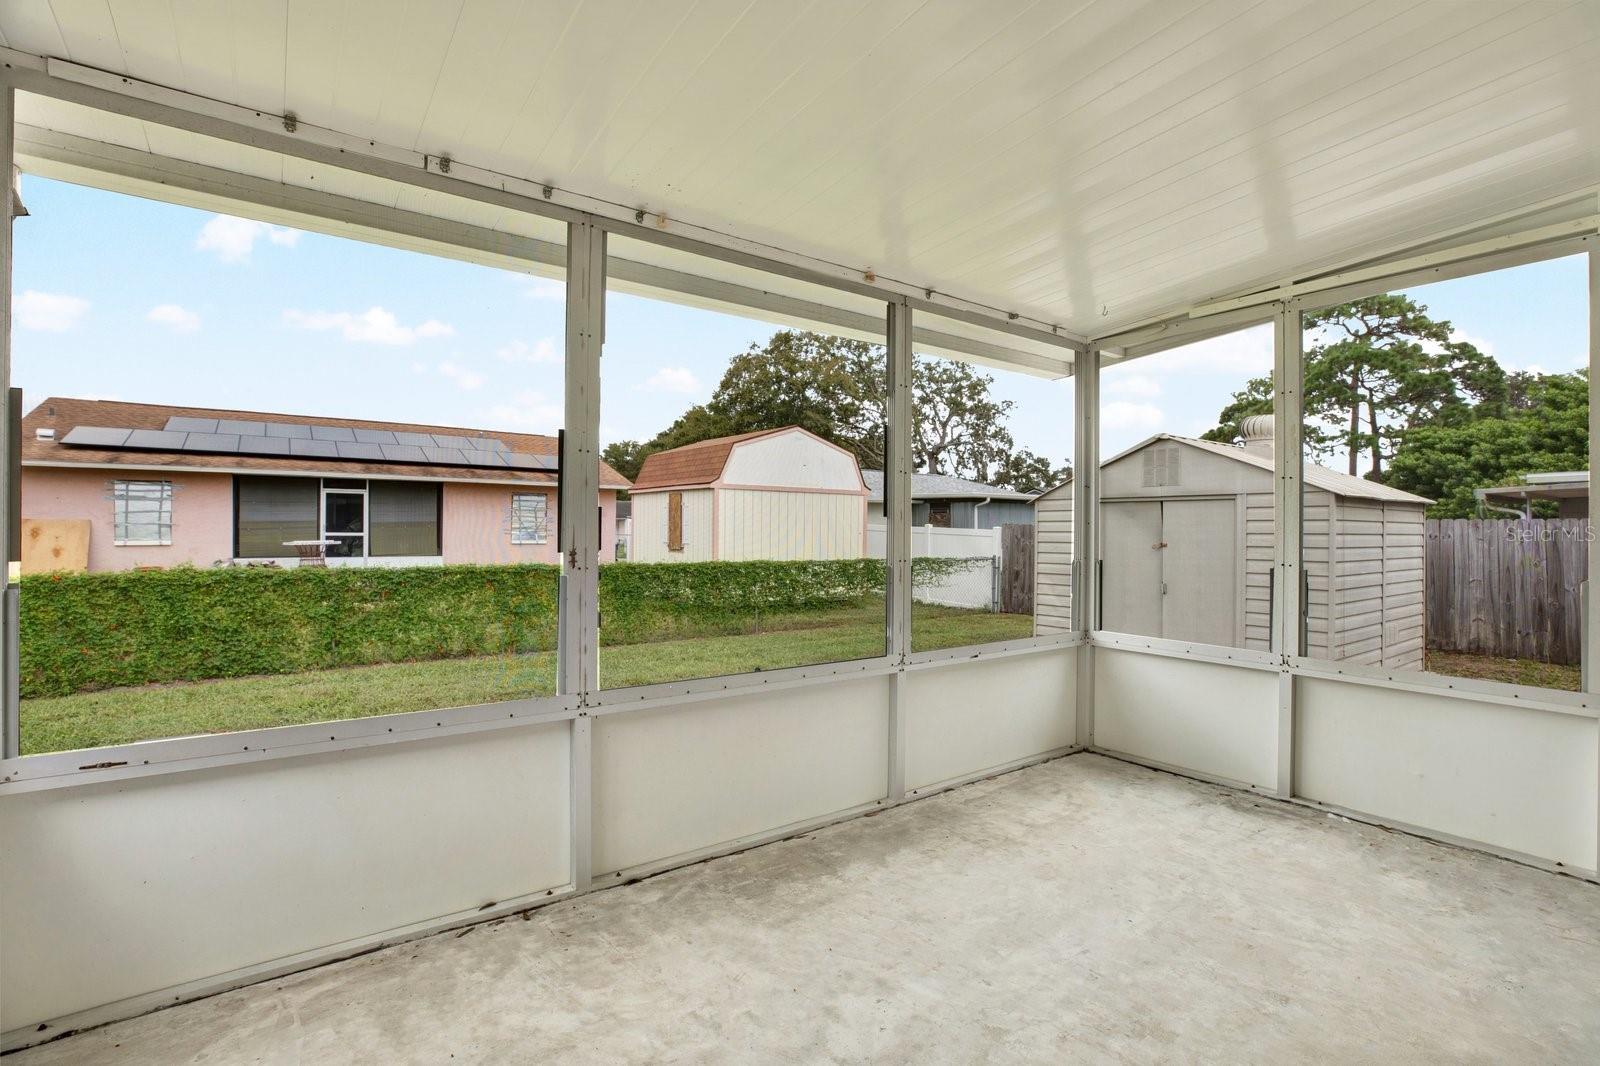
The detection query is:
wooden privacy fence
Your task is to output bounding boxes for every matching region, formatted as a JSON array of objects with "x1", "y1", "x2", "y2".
[
  {"x1": 1424, "y1": 518, "x2": 1588, "y2": 665},
  {"x1": 999, "y1": 523, "x2": 1034, "y2": 614}
]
